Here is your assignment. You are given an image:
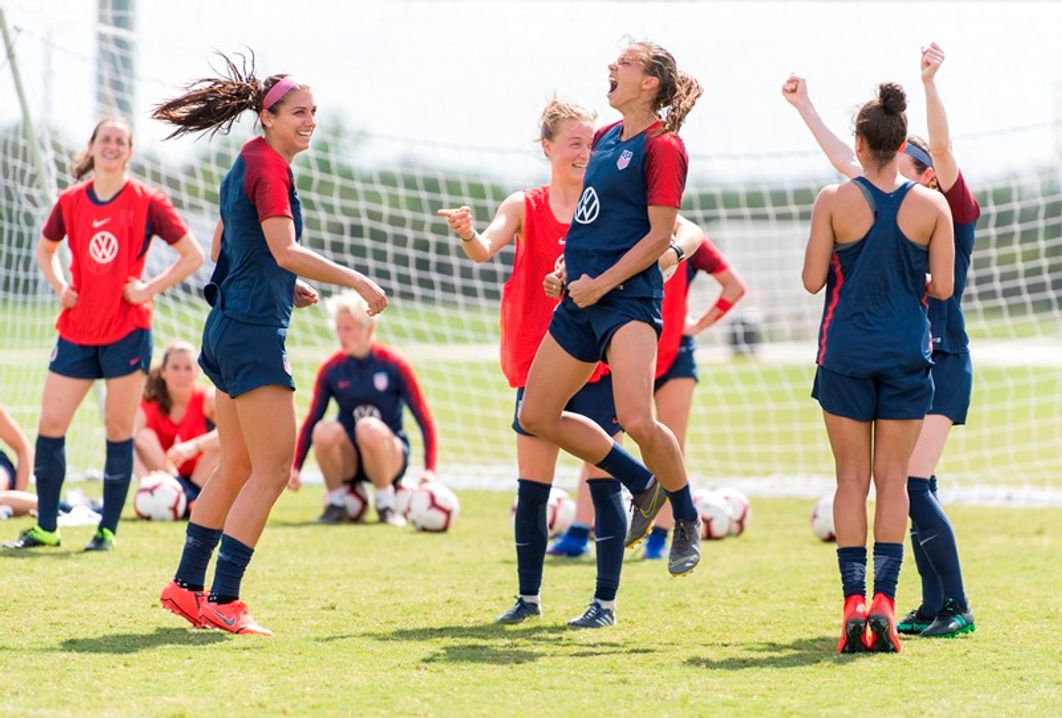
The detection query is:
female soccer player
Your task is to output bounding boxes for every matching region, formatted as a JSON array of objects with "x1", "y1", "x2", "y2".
[
  {"x1": 4, "y1": 118, "x2": 203, "y2": 552},
  {"x1": 134, "y1": 340, "x2": 219, "y2": 515},
  {"x1": 154, "y1": 56, "x2": 387, "y2": 635},
  {"x1": 290, "y1": 291, "x2": 436, "y2": 526},
  {"x1": 784, "y1": 43, "x2": 977, "y2": 638},
  {"x1": 802, "y1": 81, "x2": 954, "y2": 653},
  {"x1": 517, "y1": 42, "x2": 705, "y2": 600}
]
